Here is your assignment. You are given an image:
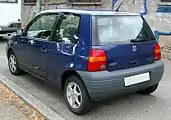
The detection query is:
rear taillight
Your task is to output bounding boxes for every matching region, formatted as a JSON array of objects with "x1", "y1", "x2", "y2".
[
  {"x1": 154, "y1": 43, "x2": 161, "y2": 61},
  {"x1": 88, "y1": 49, "x2": 107, "y2": 72}
]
